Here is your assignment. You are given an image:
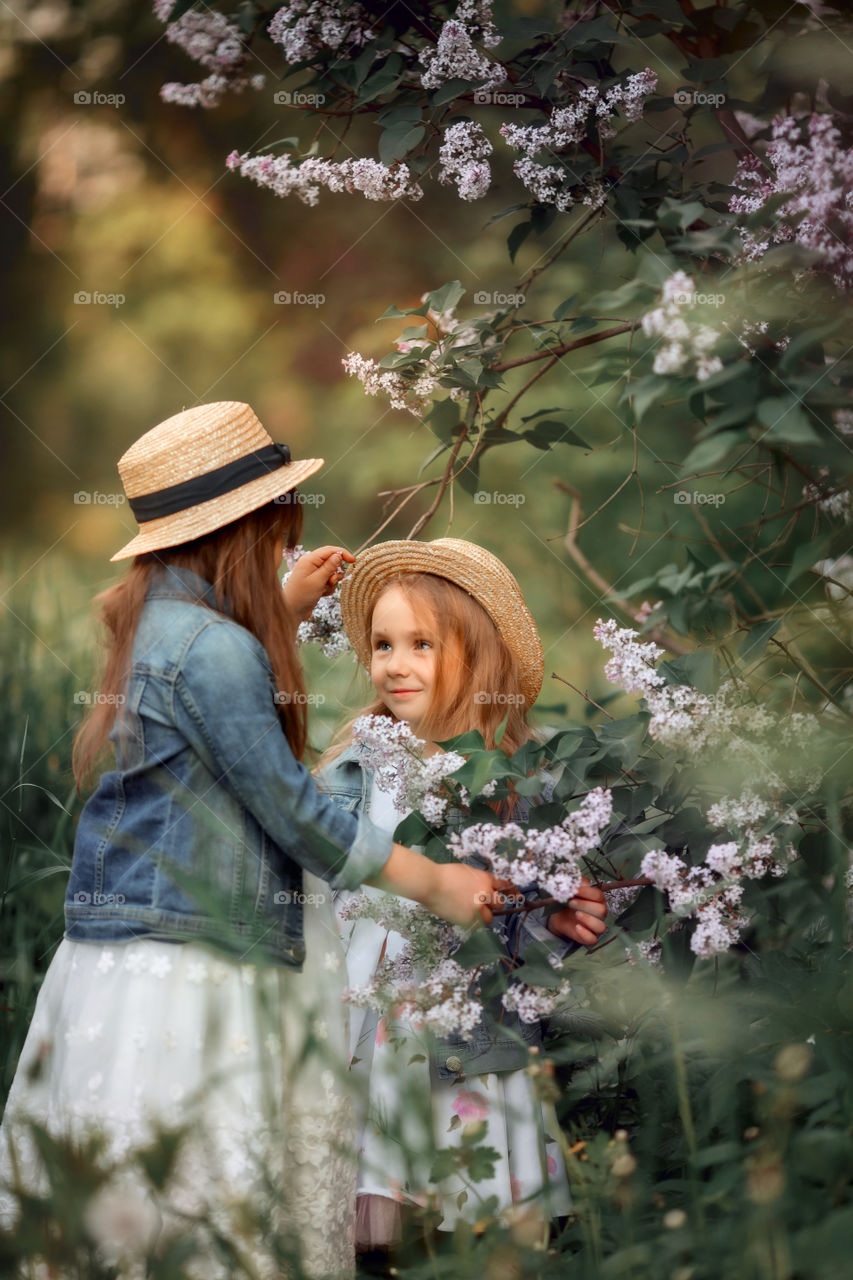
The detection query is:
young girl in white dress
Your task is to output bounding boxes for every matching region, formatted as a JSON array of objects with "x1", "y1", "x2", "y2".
[
  {"x1": 0, "y1": 409, "x2": 510, "y2": 1280},
  {"x1": 317, "y1": 538, "x2": 607, "y2": 1254}
]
